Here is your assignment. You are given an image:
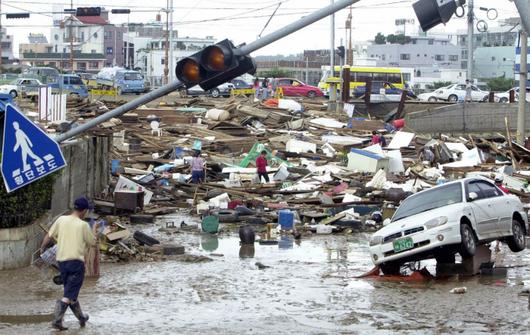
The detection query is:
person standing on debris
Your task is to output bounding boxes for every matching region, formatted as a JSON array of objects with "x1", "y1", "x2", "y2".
[
  {"x1": 256, "y1": 150, "x2": 270, "y2": 183},
  {"x1": 253, "y1": 78, "x2": 261, "y2": 100},
  {"x1": 465, "y1": 79, "x2": 472, "y2": 102},
  {"x1": 495, "y1": 176, "x2": 510, "y2": 194},
  {"x1": 371, "y1": 131, "x2": 381, "y2": 145},
  {"x1": 40, "y1": 197, "x2": 98, "y2": 331},
  {"x1": 191, "y1": 150, "x2": 206, "y2": 183},
  {"x1": 262, "y1": 77, "x2": 269, "y2": 100}
]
